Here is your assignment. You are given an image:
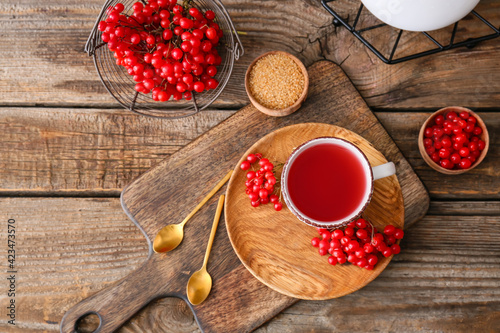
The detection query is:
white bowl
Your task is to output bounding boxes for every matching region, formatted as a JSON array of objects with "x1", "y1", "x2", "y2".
[{"x1": 361, "y1": 0, "x2": 480, "y2": 32}]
